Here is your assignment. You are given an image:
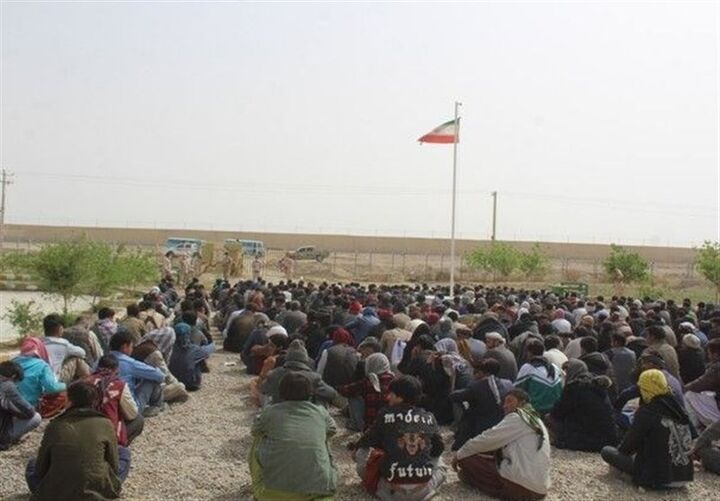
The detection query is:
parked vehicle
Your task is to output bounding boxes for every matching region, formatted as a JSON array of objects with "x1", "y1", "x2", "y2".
[
  {"x1": 224, "y1": 239, "x2": 265, "y2": 257},
  {"x1": 165, "y1": 237, "x2": 203, "y2": 257},
  {"x1": 288, "y1": 246, "x2": 330, "y2": 262}
]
